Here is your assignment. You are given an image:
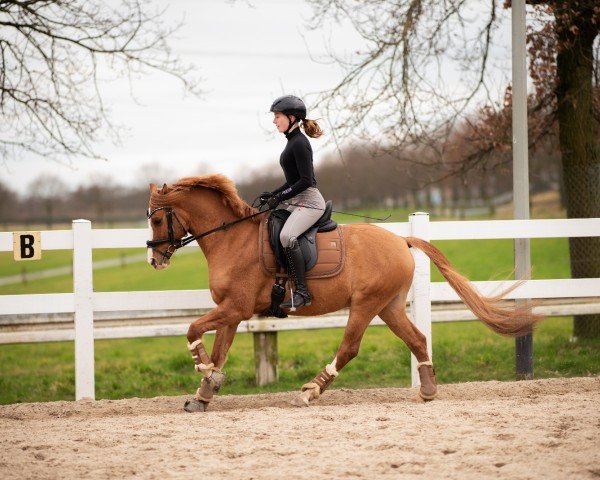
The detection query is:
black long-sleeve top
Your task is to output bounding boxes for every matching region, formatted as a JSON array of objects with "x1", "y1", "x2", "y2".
[{"x1": 272, "y1": 127, "x2": 317, "y2": 201}]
